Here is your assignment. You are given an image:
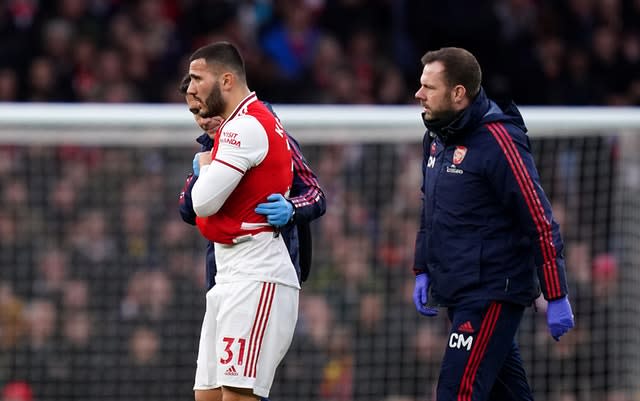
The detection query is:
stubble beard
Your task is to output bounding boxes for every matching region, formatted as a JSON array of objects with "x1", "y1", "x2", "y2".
[
  {"x1": 200, "y1": 82, "x2": 225, "y2": 118},
  {"x1": 426, "y1": 98, "x2": 457, "y2": 122}
]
